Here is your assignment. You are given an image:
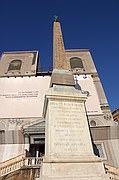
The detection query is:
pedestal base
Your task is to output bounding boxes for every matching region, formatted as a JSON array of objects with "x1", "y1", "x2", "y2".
[
  {"x1": 40, "y1": 156, "x2": 109, "y2": 180},
  {"x1": 42, "y1": 85, "x2": 109, "y2": 179}
]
